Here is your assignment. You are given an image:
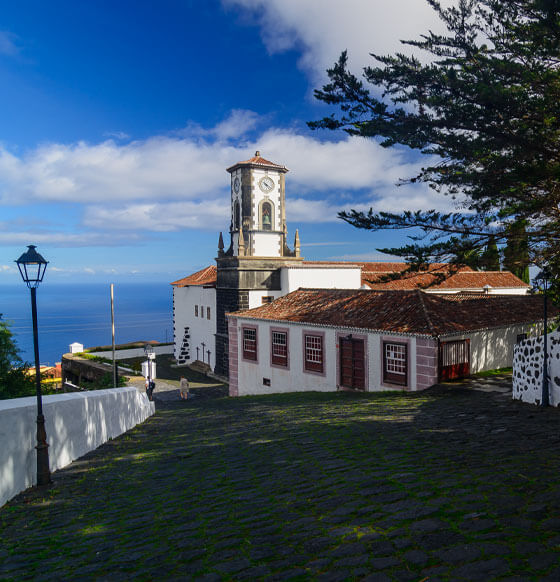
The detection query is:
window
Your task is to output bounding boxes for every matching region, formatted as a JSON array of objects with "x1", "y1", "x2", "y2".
[
  {"x1": 194, "y1": 305, "x2": 198, "y2": 317},
  {"x1": 383, "y1": 341, "x2": 408, "y2": 386},
  {"x1": 207, "y1": 306, "x2": 211, "y2": 320},
  {"x1": 304, "y1": 334, "x2": 323, "y2": 373},
  {"x1": 271, "y1": 330, "x2": 288, "y2": 367},
  {"x1": 242, "y1": 327, "x2": 257, "y2": 361},
  {"x1": 262, "y1": 296, "x2": 274, "y2": 304},
  {"x1": 261, "y1": 201, "x2": 272, "y2": 231},
  {"x1": 234, "y1": 201, "x2": 240, "y2": 230},
  {"x1": 200, "y1": 305, "x2": 203, "y2": 317}
]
